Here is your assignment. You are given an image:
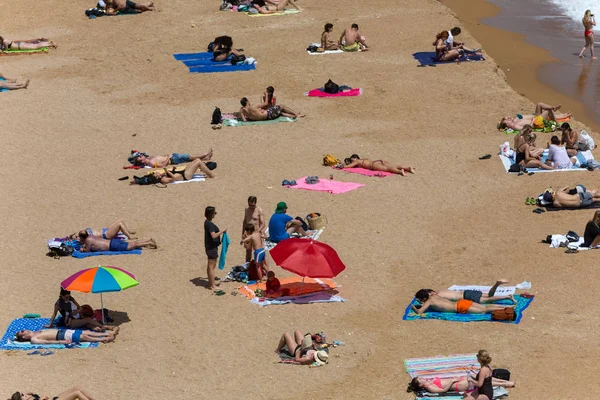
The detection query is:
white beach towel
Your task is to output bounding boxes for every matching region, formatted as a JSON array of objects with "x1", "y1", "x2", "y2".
[
  {"x1": 498, "y1": 151, "x2": 590, "y2": 174},
  {"x1": 306, "y1": 42, "x2": 361, "y2": 55},
  {"x1": 170, "y1": 174, "x2": 205, "y2": 184},
  {"x1": 548, "y1": 234, "x2": 598, "y2": 250},
  {"x1": 448, "y1": 284, "x2": 517, "y2": 295}
]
